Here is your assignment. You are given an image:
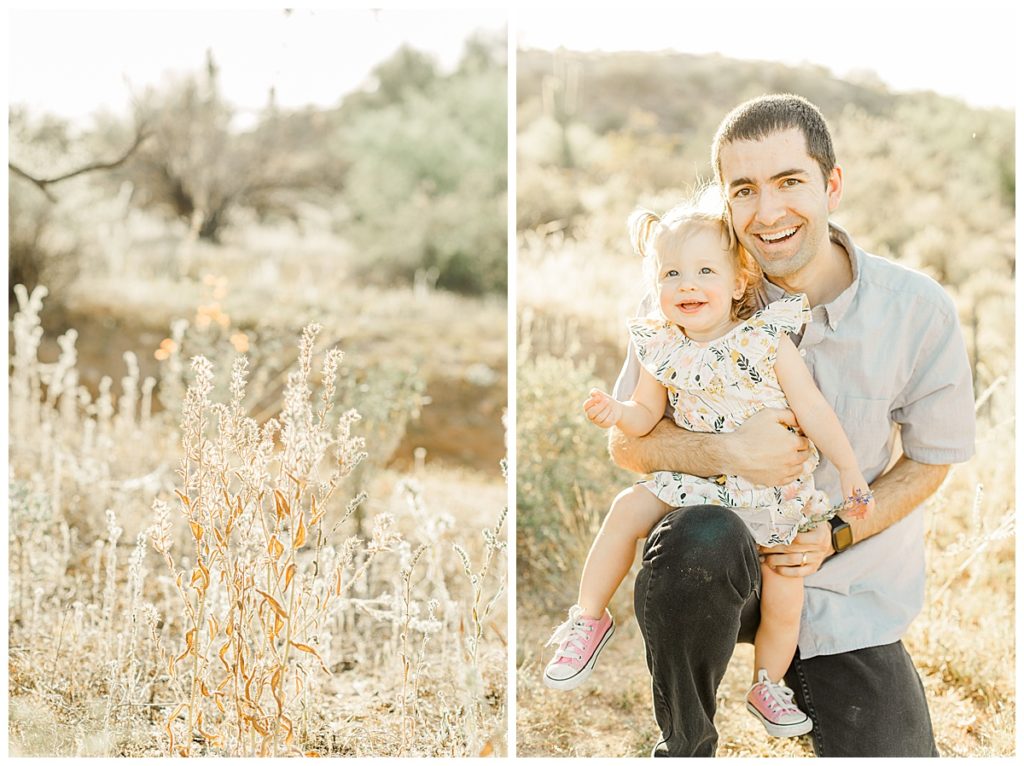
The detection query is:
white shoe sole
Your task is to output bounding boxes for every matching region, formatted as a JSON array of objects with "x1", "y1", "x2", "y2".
[
  {"x1": 745, "y1": 701, "x2": 813, "y2": 737},
  {"x1": 542, "y1": 621, "x2": 615, "y2": 691}
]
